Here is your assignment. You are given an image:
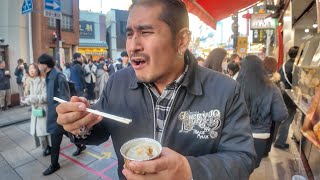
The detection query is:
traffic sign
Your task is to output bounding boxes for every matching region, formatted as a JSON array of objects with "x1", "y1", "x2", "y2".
[
  {"x1": 22, "y1": 0, "x2": 33, "y2": 14},
  {"x1": 44, "y1": 0, "x2": 62, "y2": 19}
]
